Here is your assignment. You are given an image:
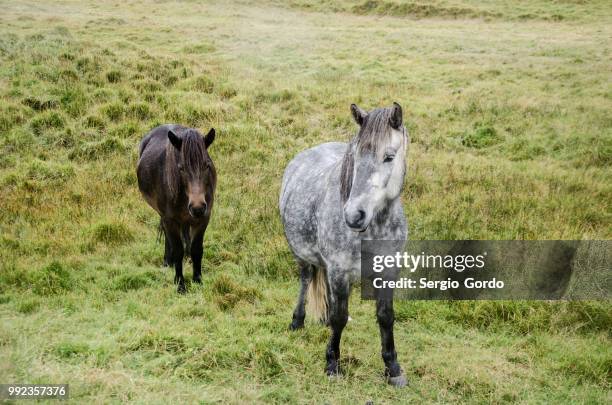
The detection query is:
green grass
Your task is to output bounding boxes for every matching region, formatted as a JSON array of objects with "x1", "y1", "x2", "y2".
[
  {"x1": 279, "y1": 0, "x2": 612, "y2": 21},
  {"x1": 0, "y1": 0, "x2": 610, "y2": 403}
]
